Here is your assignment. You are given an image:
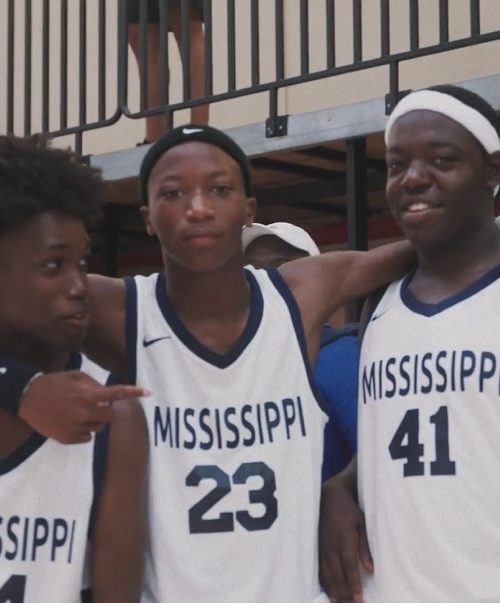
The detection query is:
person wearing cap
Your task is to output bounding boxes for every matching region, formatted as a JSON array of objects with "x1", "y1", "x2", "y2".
[
  {"x1": 0, "y1": 124, "x2": 415, "y2": 601},
  {"x1": 242, "y1": 221, "x2": 322, "y2": 268},
  {"x1": 320, "y1": 85, "x2": 500, "y2": 603},
  {"x1": 242, "y1": 222, "x2": 358, "y2": 479}
]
